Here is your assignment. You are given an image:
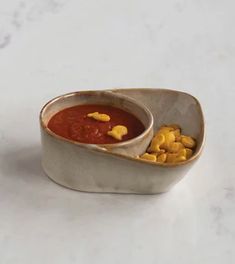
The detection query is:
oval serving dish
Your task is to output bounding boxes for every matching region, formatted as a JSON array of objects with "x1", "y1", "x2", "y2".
[{"x1": 40, "y1": 88, "x2": 205, "y2": 194}]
